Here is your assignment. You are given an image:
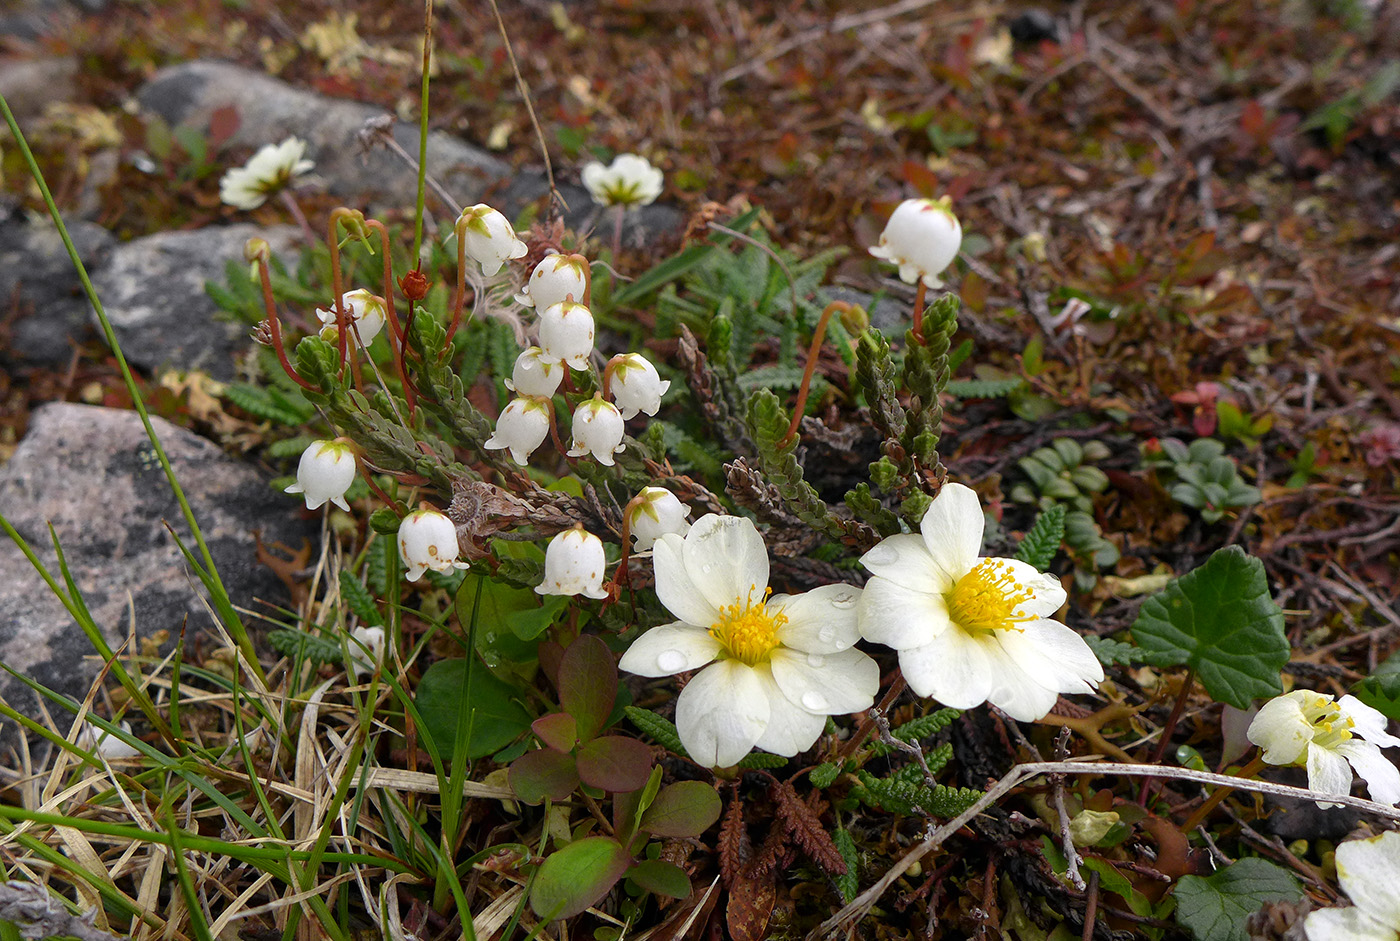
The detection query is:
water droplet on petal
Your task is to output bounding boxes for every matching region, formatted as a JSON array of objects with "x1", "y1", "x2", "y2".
[
  {"x1": 818, "y1": 626, "x2": 836, "y2": 643},
  {"x1": 806, "y1": 653, "x2": 826, "y2": 668},
  {"x1": 700, "y1": 563, "x2": 714, "y2": 574},
  {"x1": 830, "y1": 591, "x2": 857, "y2": 609},
  {"x1": 656, "y1": 650, "x2": 688, "y2": 673},
  {"x1": 864, "y1": 544, "x2": 896, "y2": 565},
  {"x1": 801, "y1": 691, "x2": 828, "y2": 712}
]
